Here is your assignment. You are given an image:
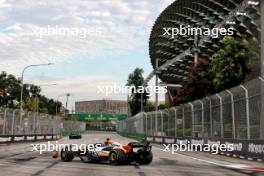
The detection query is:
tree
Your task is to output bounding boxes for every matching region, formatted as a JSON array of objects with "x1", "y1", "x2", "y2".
[
  {"x1": 126, "y1": 68, "x2": 149, "y2": 116},
  {"x1": 127, "y1": 68, "x2": 145, "y2": 86},
  {"x1": 22, "y1": 97, "x2": 38, "y2": 112},
  {"x1": 0, "y1": 71, "x2": 62, "y2": 115},
  {"x1": 0, "y1": 72, "x2": 21, "y2": 108},
  {"x1": 183, "y1": 59, "x2": 215, "y2": 102},
  {"x1": 30, "y1": 84, "x2": 41, "y2": 97},
  {"x1": 38, "y1": 95, "x2": 61, "y2": 115},
  {"x1": 158, "y1": 104, "x2": 169, "y2": 110},
  {"x1": 144, "y1": 102, "x2": 155, "y2": 112},
  {"x1": 171, "y1": 59, "x2": 215, "y2": 106},
  {"x1": 211, "y1": 36, "x2": 258, "y2": 92}
]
